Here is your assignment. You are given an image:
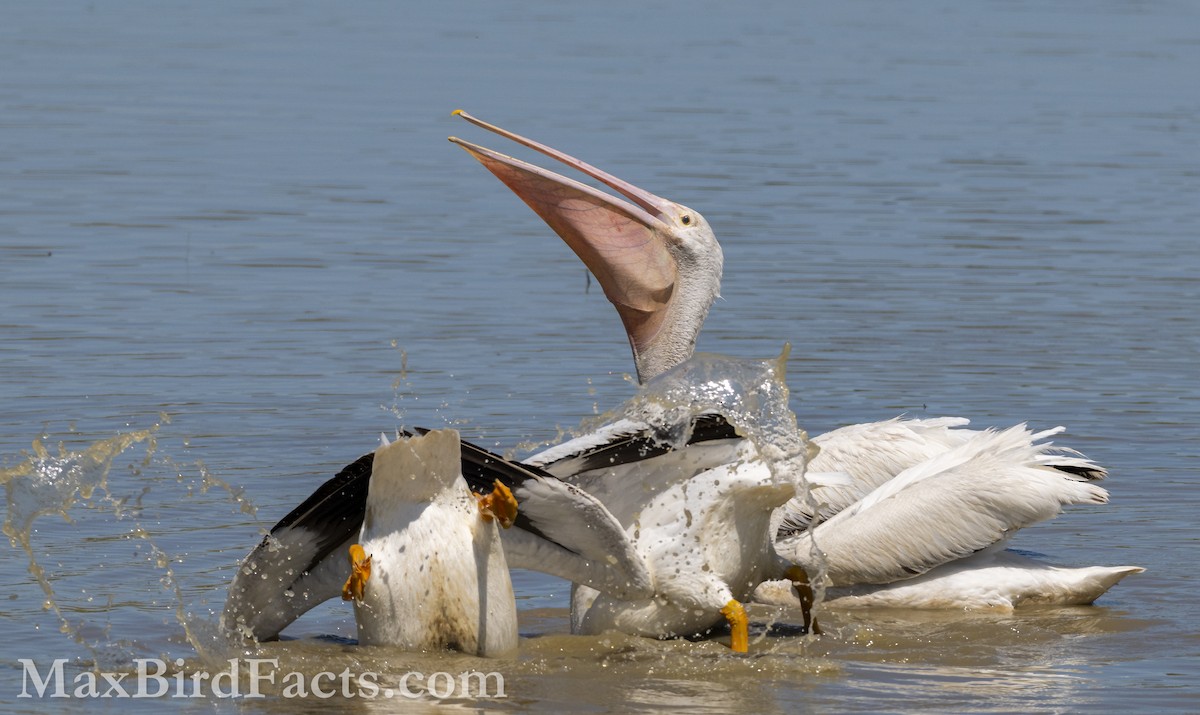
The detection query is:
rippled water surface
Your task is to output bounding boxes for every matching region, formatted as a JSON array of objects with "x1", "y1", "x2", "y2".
[{"x1": 3, "y1": 1, "x2": 1197, "y2": 712}]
